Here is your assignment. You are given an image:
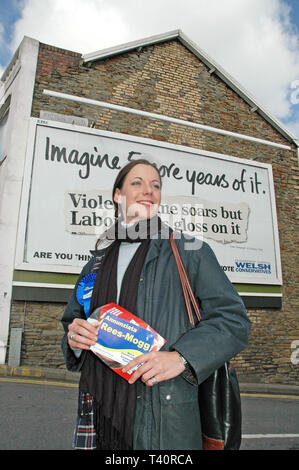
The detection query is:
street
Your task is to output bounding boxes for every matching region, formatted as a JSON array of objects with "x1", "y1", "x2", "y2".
[{"x1": 0, "y1": 378, "x2": 298, "y2": 451}]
